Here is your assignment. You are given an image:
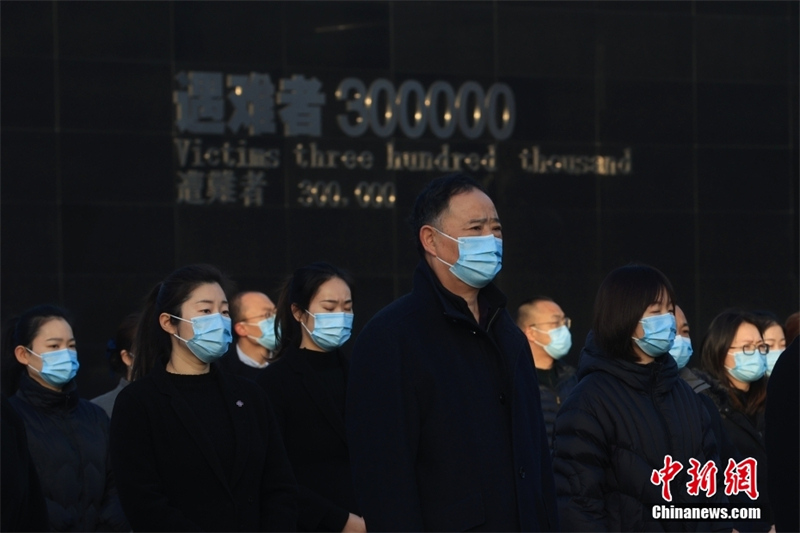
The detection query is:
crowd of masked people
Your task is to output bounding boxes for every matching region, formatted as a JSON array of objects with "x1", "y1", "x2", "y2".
[{"x1": 1, "y1": 173, "x2": 798, "y2": 533}]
